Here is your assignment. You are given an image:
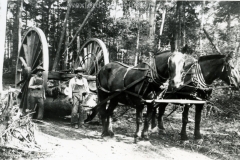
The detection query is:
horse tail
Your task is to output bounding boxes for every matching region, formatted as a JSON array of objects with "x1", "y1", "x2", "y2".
[
  {"x1": 84, "y1": 106, "x2": 98, "y2": 123},
  {"x1": 85, "y1": 70, "x2": 102, "y2": 123}
]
